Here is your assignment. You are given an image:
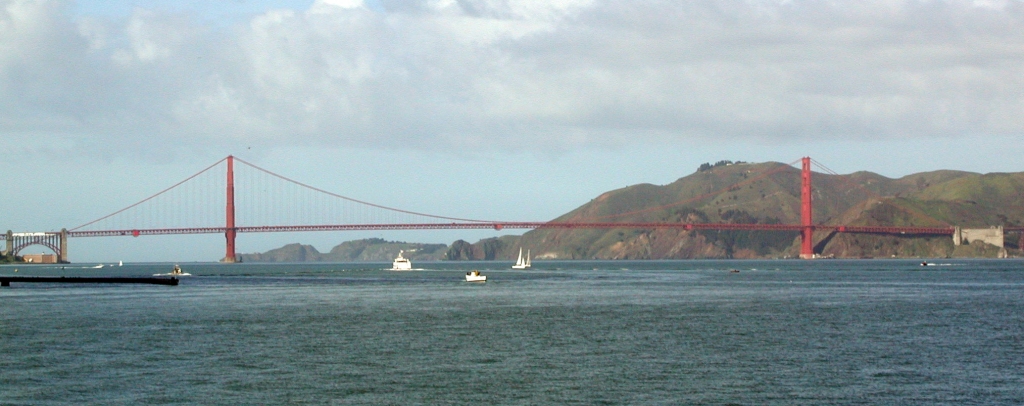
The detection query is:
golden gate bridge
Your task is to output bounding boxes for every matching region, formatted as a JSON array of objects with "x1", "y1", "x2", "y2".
[{"x1": 3, "y1": 156, "x2": 1020, "y2": 262}]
